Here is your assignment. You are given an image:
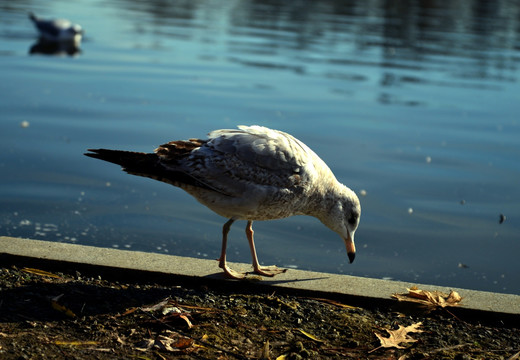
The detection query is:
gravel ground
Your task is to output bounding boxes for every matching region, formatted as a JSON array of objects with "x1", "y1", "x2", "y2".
[{"x1": 0, "y1": 265, "x2": 519, "y2": 359}]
